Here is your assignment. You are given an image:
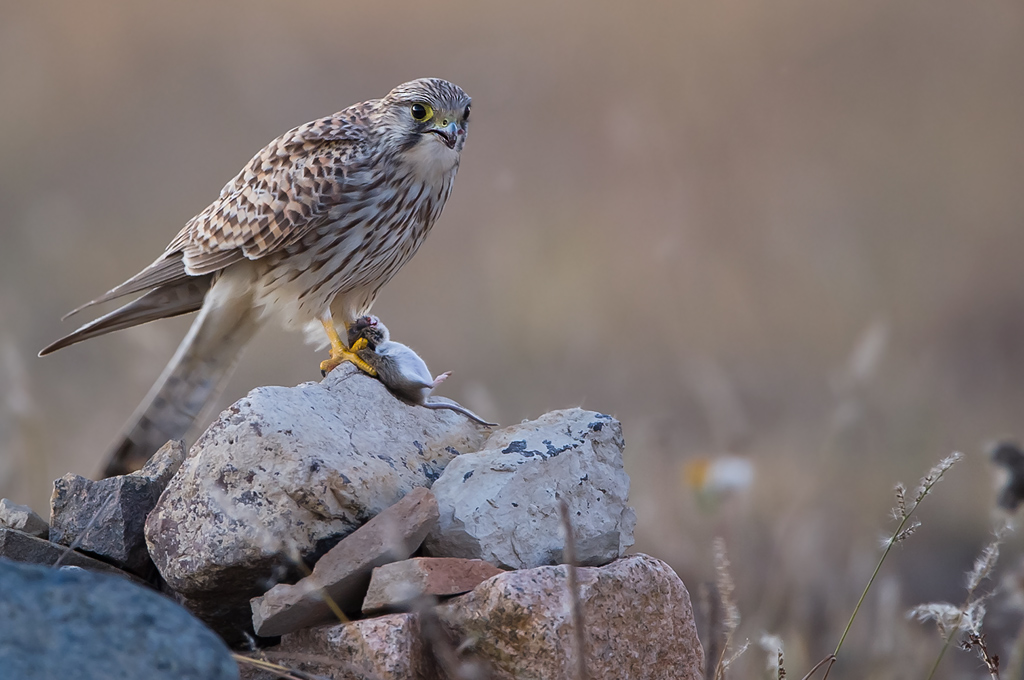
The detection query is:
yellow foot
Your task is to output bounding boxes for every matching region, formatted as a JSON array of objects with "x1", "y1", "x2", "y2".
[{"x1": 319, "y1": 321, "x2": 377, "y2": 377}]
